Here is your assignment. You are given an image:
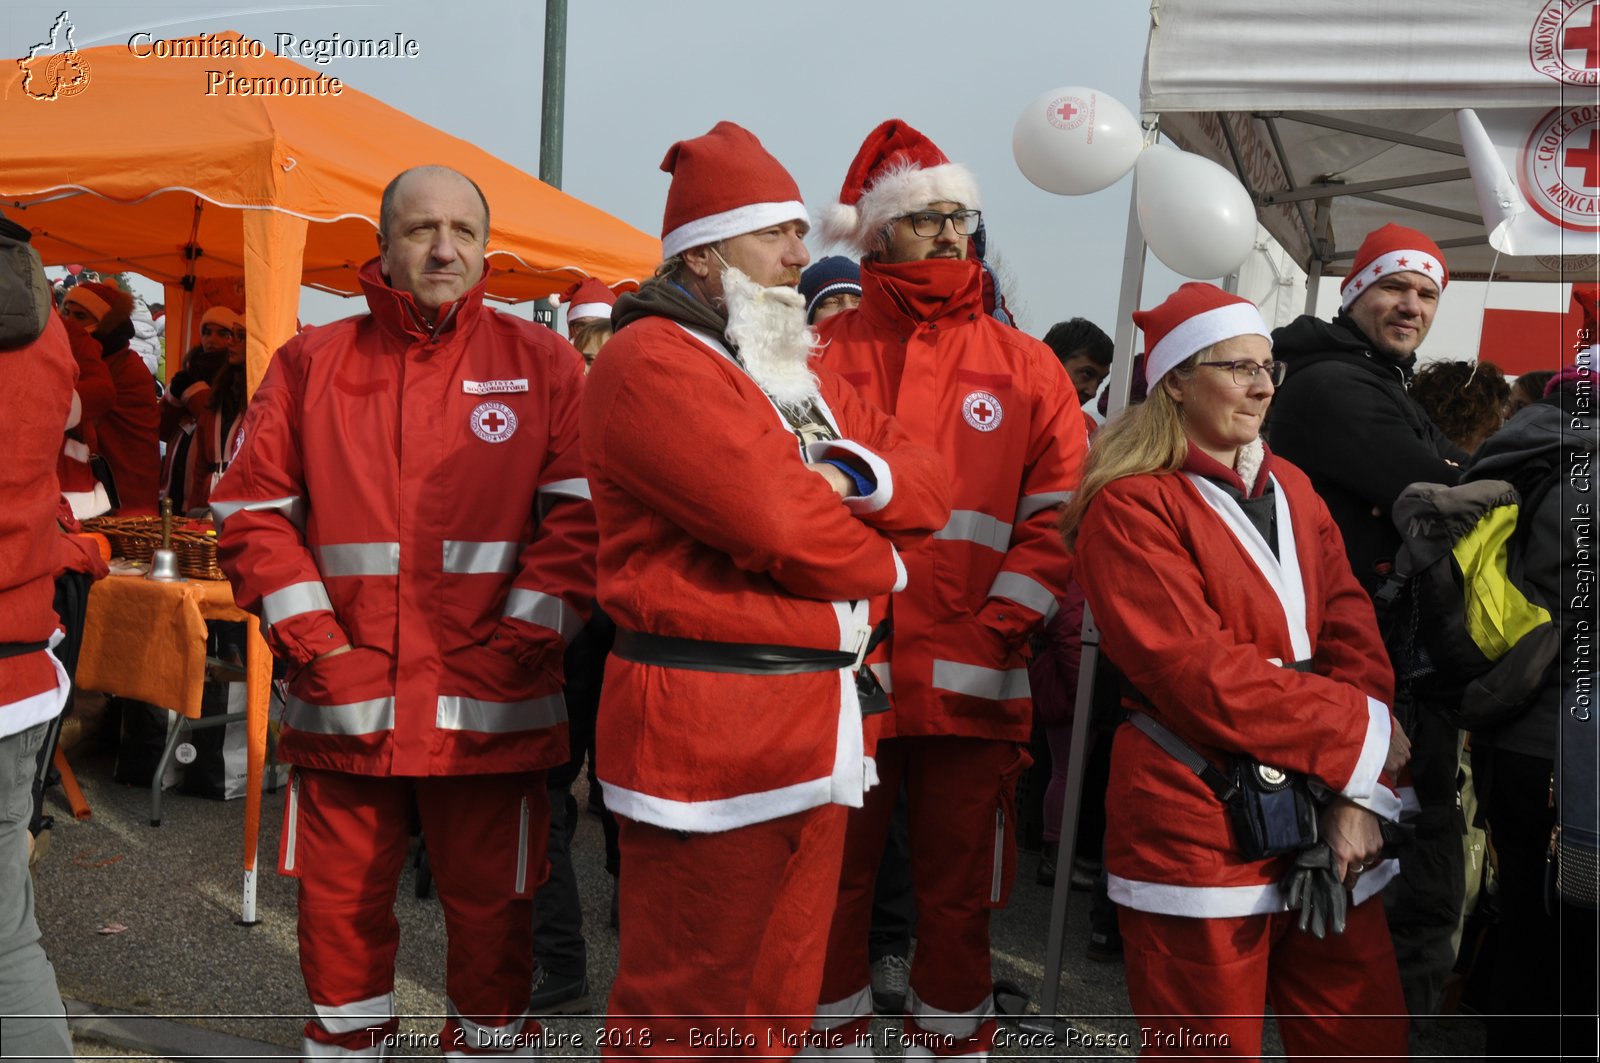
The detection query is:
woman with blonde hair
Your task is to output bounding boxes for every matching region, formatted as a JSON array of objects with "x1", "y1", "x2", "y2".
[{"x1": 1063, "y1": 283, "x2": 1411, "y2": 1058}]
